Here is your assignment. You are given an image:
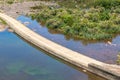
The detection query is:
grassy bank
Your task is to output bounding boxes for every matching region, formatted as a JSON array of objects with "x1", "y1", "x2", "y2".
[{"x1": 30, "y1": 0, "x2": 120, "y2": 40}]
